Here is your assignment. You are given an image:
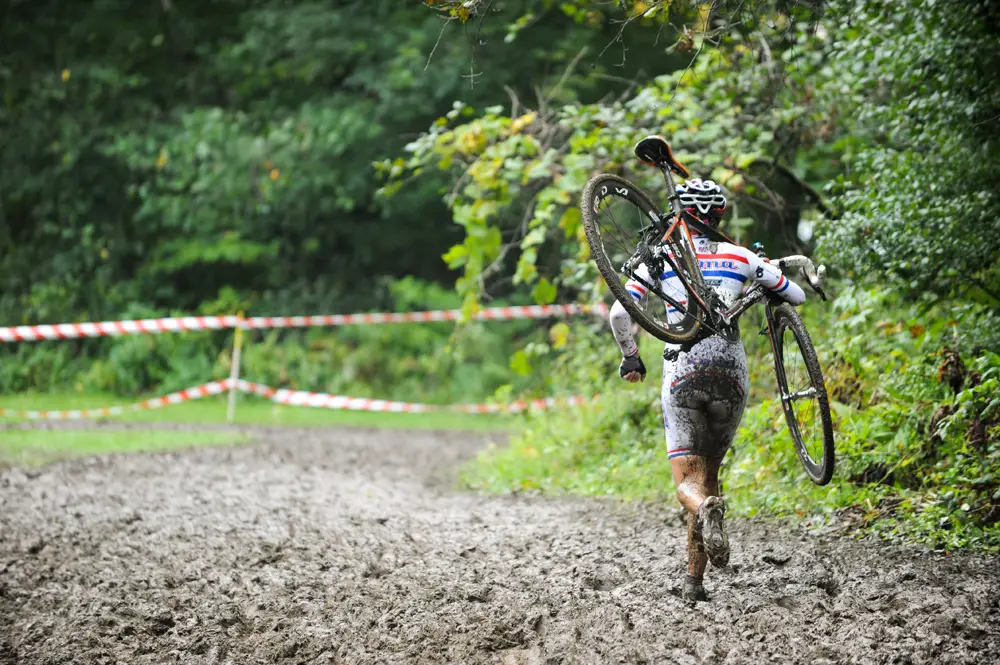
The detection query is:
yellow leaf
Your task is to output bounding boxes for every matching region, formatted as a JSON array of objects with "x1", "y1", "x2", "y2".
[
  {"x1": 696, "y1": 3, "x2": 712, "y2": 32},
  {"x1": 61, "y1": 69, "x2": 70, "y2": 82},
  {"x1": 269, "y1": 168, "x2": 280, "y2": 181},
  {"x1": 155, "y1": 151, "x2": 168, "y2": 170},
  {"x1": 549, "y1": 322, "x2": 570, "y2": 349},
  {"x1": 510, "y1": 112, "x2": 537, "y2": 135}
]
